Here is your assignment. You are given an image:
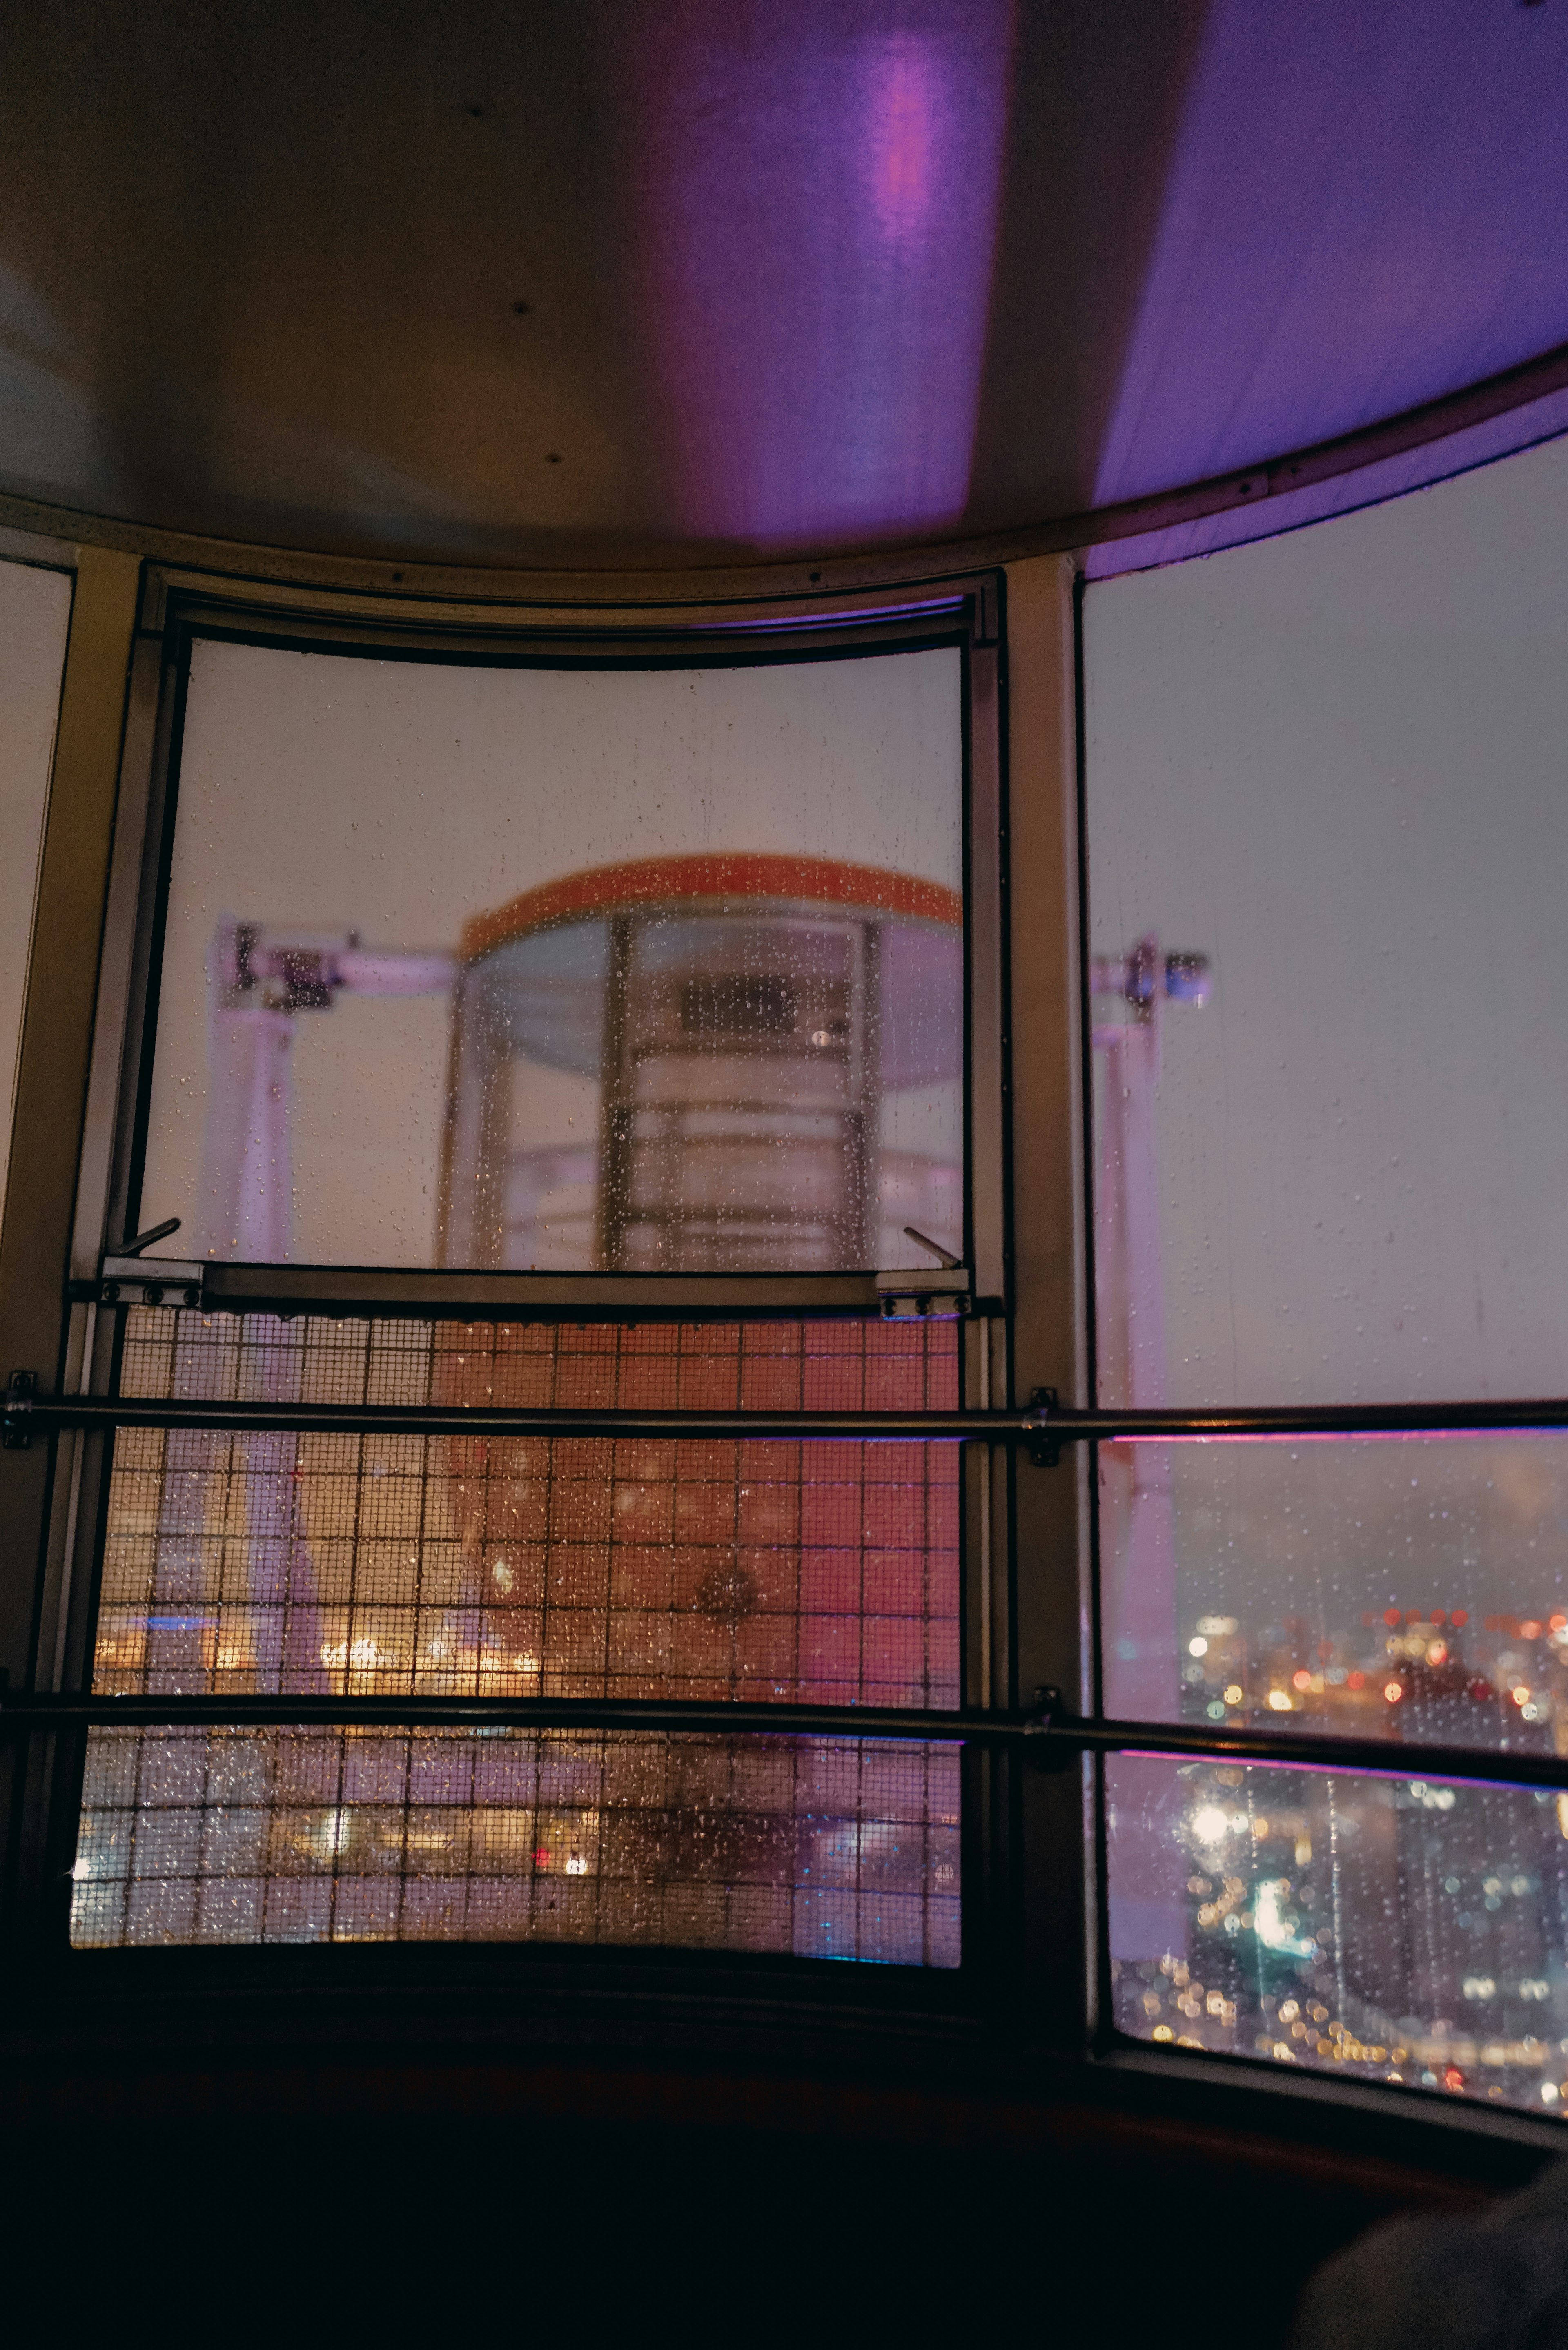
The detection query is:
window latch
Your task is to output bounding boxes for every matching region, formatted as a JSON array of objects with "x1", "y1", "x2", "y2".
[
  {"x1": 95, "y1": 1218, "x2": 205, "y2": 1311},
  {"x1": 875, "y1": 1227, "x2": 971, "y2": 1321}
]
